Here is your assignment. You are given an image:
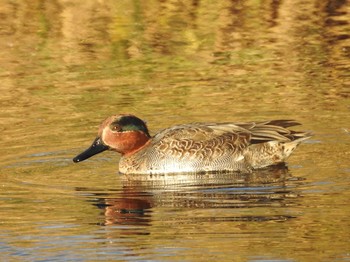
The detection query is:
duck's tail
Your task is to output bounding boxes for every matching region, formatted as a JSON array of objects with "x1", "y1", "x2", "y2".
[{"x1": 283, "y1": 134, "x2": 312, "y2": 158}]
